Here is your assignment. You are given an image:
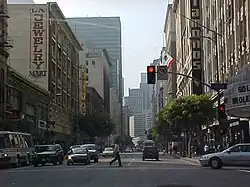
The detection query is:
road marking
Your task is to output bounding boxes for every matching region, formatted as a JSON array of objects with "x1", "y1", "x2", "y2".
[
  {"x1": 127, "y1": 158, "x2": 135, "y2": 166},
  {"x1": 239, "y1": 169, "x2": 250, "y2": 173}
]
